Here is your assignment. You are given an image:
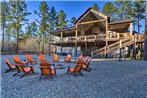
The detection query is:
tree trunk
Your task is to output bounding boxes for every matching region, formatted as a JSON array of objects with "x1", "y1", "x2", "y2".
[
  {"x1": 42, "y1": 33, "x2": 44, "y2": 54},
  {"x1": 16, "y1": 27, "x2": 19, "y2": 53},
  {"x1": 1, "y1": 24, "x2": 5, "y2": 52},
  {"x1": 144, "y1": 2, "x2": 147, "y2": 61},
  {"x1": 48, "y1": 33, "x2": 51, "y2": 55},
  {"x1": 138, "y1": 20, "x2": 140, "y2": 33}
]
